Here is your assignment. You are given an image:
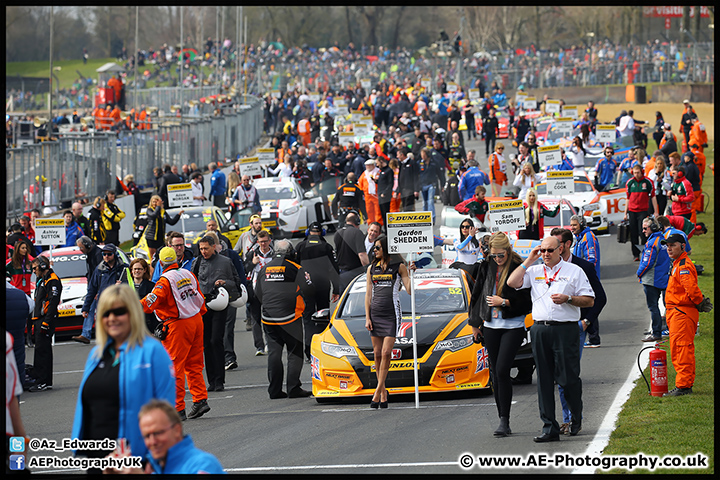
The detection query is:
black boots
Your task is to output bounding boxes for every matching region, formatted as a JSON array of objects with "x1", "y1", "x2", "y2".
[{"x1": 493, "y1": 416, "x2": 511, "y2": 437}]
